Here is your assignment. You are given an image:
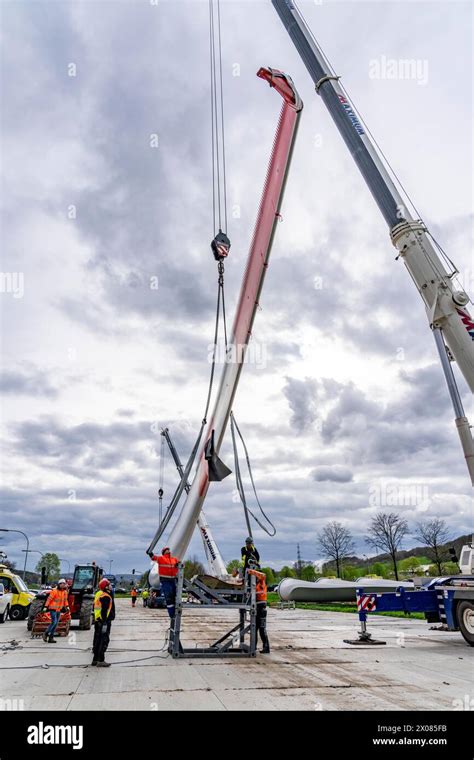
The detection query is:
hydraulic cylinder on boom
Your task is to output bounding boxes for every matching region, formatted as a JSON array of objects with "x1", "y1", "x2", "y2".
[{"x1": 272, "y1": 0, "x2": 474, "y2": 483}]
